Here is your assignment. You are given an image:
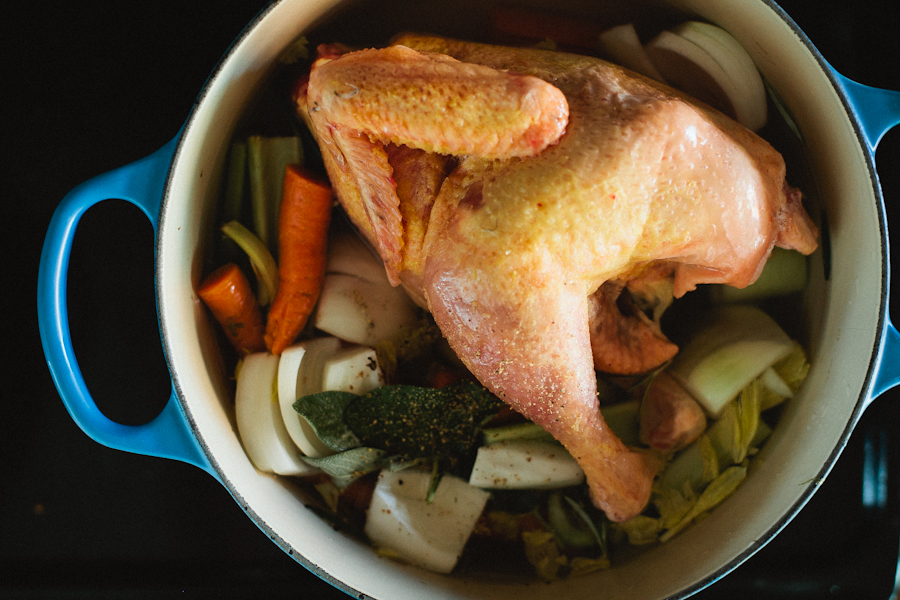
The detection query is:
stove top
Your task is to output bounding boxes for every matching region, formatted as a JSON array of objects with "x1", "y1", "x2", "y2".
[{"x1": 7, "y1": 0, "x2": 900, "y2": 597}]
